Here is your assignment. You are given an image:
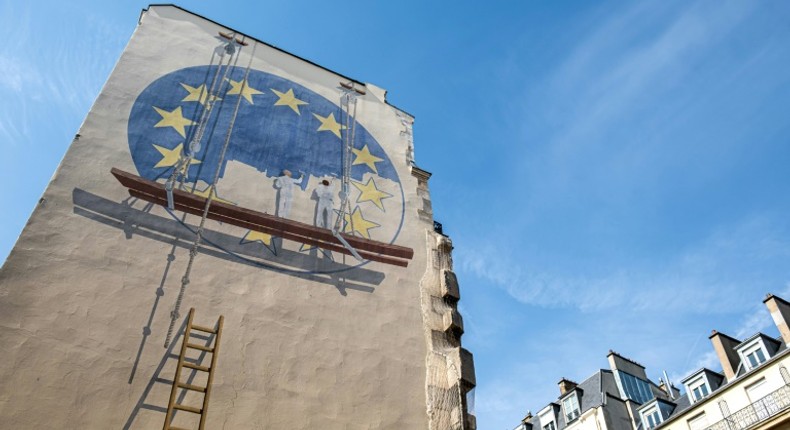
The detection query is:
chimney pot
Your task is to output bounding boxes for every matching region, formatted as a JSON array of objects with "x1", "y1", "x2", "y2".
[
  {"x1": 764, "y1": 294, "x2": 790, "y2": 345},
  {"x1": 709, "y1": 331, "x2": 741, "y2": 380},
  {"x1": 558, "y1": 378, "x2": 578, "y2": 395}
]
